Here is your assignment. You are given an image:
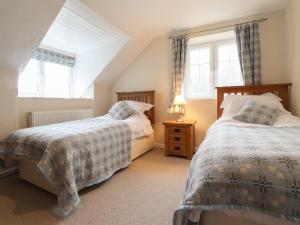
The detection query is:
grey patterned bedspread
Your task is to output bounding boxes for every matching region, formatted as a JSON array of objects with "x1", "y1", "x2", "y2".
[
  {"x1": 174, "y1": 121, "x2": 300, "y2": 224},
  {"x1": 0, "y1": 116, "x2": 132, "y2": 215}
]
